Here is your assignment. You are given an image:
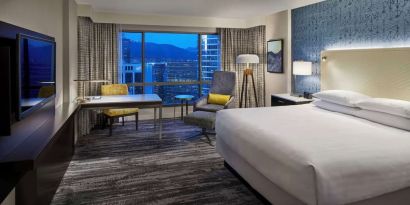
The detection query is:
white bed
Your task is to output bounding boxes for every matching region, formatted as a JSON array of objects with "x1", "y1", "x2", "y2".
[
  {"x1": 216, "y1": 47, "x2": 410, "y2": 205},
  {"x1": 216, "y1": 104, "x2": 410, "y2": 205}
]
